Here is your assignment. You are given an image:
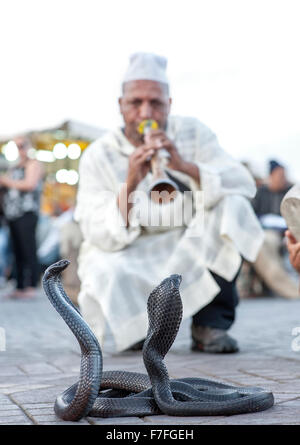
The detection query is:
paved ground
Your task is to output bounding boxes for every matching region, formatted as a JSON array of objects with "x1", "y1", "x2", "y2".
[{"x1": 1, "y1": 283, "x2": 300, "y2": 426}]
